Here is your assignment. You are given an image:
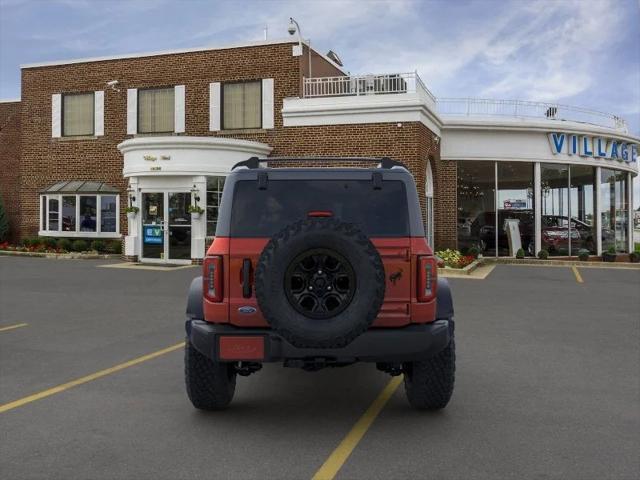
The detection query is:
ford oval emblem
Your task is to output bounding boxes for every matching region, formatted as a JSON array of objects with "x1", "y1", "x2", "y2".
[{"x1": 238, "y1": 306, "x2": 257, "y2": 314}]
